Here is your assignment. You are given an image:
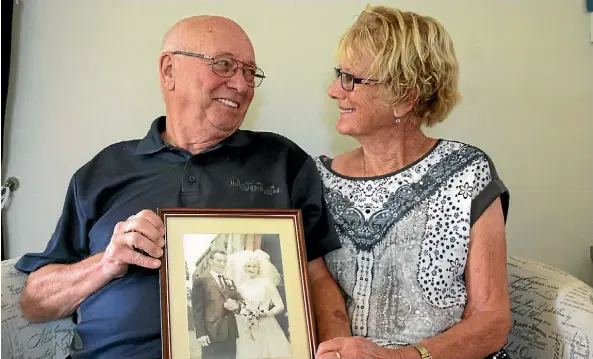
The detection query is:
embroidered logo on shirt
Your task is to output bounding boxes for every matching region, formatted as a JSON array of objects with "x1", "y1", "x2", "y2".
[{"x1": 229, "y1": 179, "x2": 281, "y2": 196}]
